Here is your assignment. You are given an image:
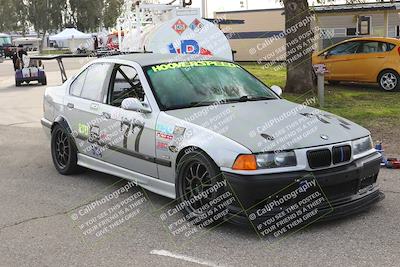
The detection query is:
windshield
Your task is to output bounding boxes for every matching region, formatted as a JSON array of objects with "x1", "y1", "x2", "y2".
[
  {"x1": 0, "y1": 36, "x2": 11, "y2": 46},
  {"x1": 145, "y1": 61, "x2": 278, "y2": 110}
]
